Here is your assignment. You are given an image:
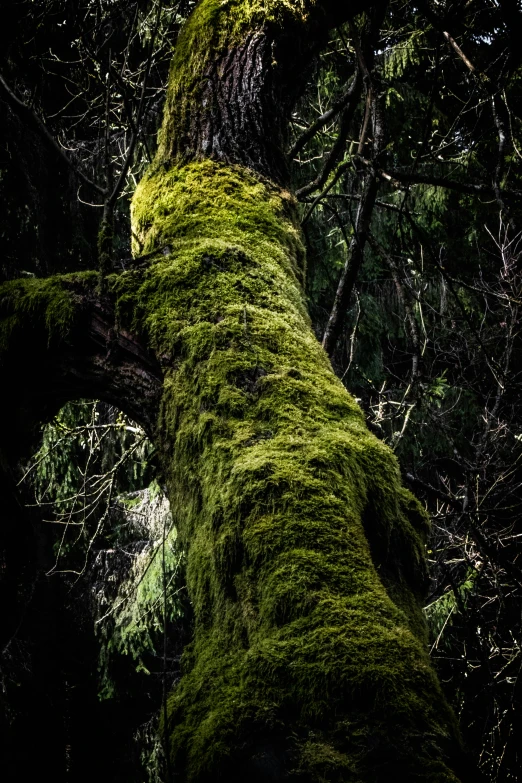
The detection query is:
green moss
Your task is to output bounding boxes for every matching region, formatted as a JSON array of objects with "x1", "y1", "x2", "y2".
[
  {"x1": 124, "y1": 159, "x2": 463, "y2": 781},
  {"x1": 0, "y1": 272, "x2": 95, "y2": 353}
]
